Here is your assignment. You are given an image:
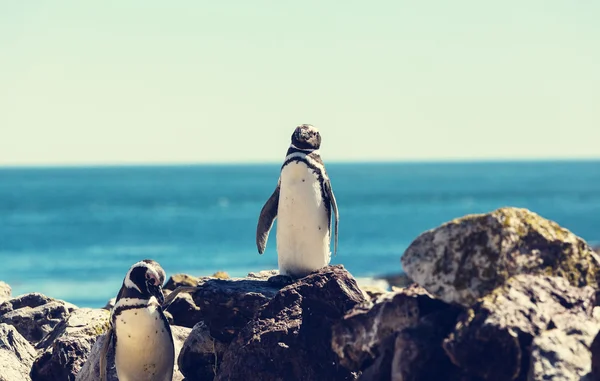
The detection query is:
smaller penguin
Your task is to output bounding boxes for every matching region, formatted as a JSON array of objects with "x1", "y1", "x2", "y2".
[
  {"x1": 101, "y1": 259, "x2": 174, "y2": 381},
  {"x1": 256, "y1": 124, "x2": 339, "y2": 280}
]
